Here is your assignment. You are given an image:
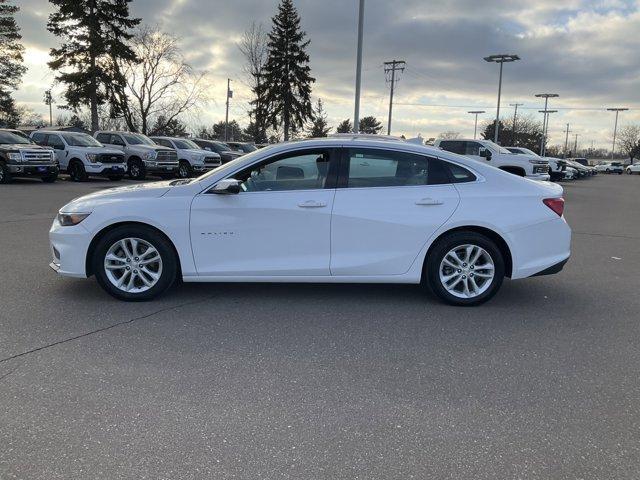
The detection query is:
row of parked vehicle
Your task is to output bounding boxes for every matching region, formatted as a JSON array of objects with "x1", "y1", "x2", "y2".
[
  {"x1": 0, "y1": 127, "x2": 258, "y2": 184},
  {"x1": 432, "y1": 137, "x2": 600, "y2": 182}
]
